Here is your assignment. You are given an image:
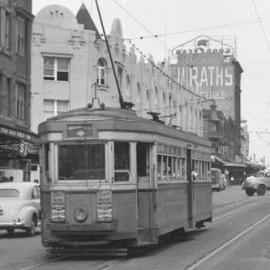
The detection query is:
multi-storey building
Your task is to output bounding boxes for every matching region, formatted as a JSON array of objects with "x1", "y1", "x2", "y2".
[
  {"x1": 0, "y1": 0, "x2": 36, "y2": 179},
  {"x1": 203, "y1": 102, "x2": 236, "y2": 162},
  {"x1": 31, "y1": 4, "x2": 204, "y2": 137},
  {"x1": 240, "y1": 120, "x2": 249, "y2": 161},
  {"x1": 170, "y1": 35, "x2": 243, "y2": 161}
]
